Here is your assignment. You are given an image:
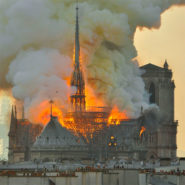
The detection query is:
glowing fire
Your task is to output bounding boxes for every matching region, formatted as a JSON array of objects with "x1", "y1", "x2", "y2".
[
  {"x1": 85, "y1": 85, "x2": 105, "y2": 107},
  {"x1": 73, "y1": 45, "x2": 105, "y2": 108},
  {"x1": 35, "y1": 48, "x2": 129, "y2": 142},
  {"x1": 108, "y1": 106, "x2": 128, "y2": 126},
  {"x1": 139, "y1": 126, "x2": 146, "y2": 137},
  {"x1": 37, "y1": 101, "x2": 64, "y2": 126}
]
